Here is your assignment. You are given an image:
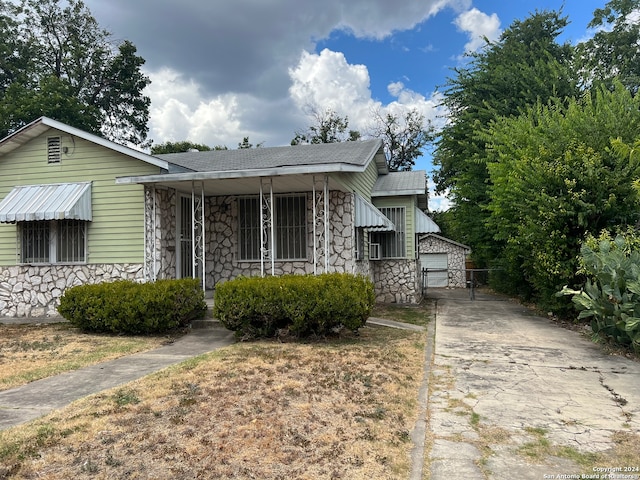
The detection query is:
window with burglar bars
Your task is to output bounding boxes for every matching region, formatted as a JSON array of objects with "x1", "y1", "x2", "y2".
[
  {"x1": 276, "y1": 195, "x2": 306, "y2": 260},
  {"x1": 238, "y1": 195, "x2": 307, "y2": 260},
  {"x1": 21, "y1": 220, "x2": 86, "y2": 264},
  {"x1": 58, "y1": 220, "x2": 86, "y2": 262},
  {"x1": 371, "y1": 207, "x2": 406, "y2": 258},
  {"x1": 21, "y1": 221, "x2": 50, "y2": 263},
  {"x1": 238, "y1": 197, "x2": 261, "y2": 261}
]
